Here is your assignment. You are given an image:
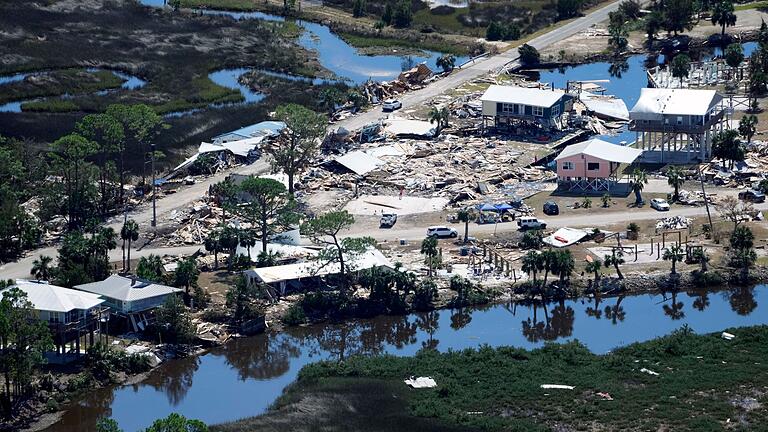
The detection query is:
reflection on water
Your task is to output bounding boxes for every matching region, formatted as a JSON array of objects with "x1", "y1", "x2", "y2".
[{"x1": 46, "y1": 285, "x2": 767, "y2": 432}]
